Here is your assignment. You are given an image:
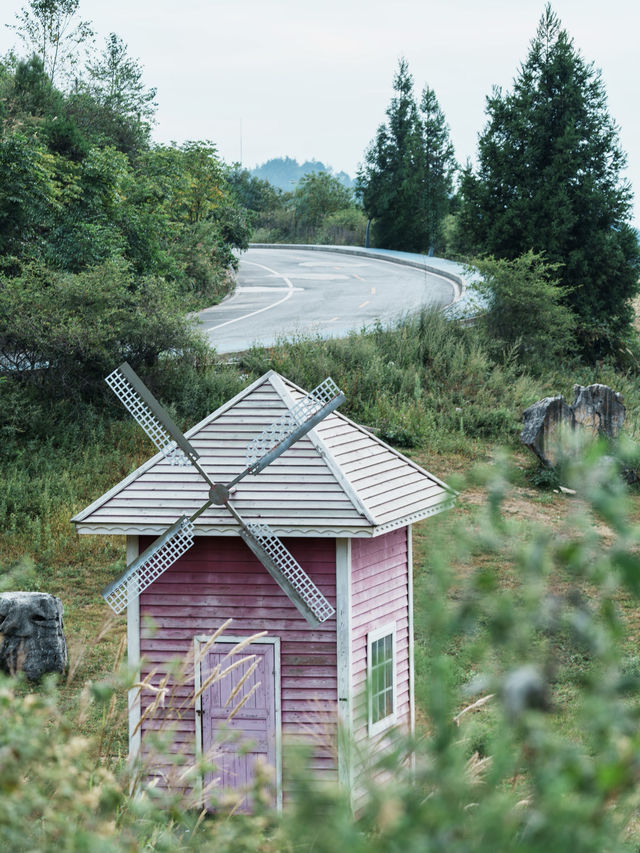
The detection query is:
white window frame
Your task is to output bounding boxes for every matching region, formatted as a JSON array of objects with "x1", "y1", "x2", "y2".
[{"x1": 367, "y1": 621, "x2": 397, "y2": 737}]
